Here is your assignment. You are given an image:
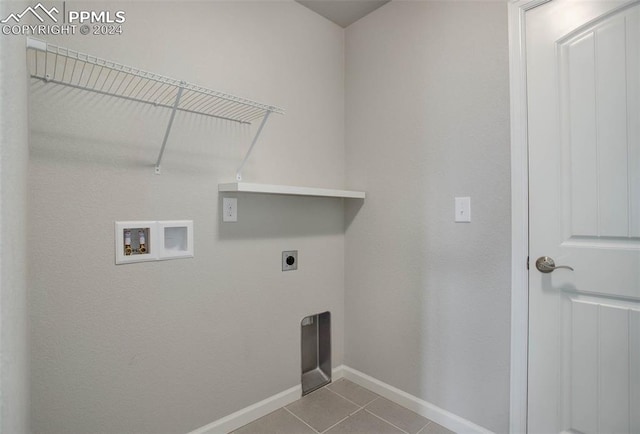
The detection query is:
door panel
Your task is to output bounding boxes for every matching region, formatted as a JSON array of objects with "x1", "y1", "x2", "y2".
[
  {"x1": 527, "y1": 1, "x2": 640, "y2": 432},
  {"x1": 631, "y1": 310, "x2": 640, "y2": 433},
  {"x1": 569, "y1": 300, "x2": 598, "y2": 433},
  {"x1": 568, "y1": 299, "x2": 636, "y2": 433},
  {"x1": 561, "y1": 6, "x2": 640, "y2": 242},
  {"x1": 631, "y1": 10, "x2": 640, "y2": 238}
]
